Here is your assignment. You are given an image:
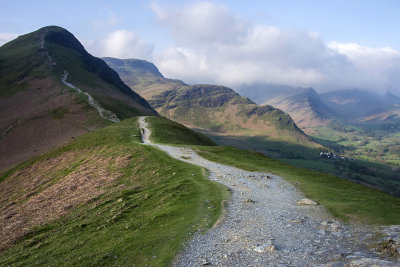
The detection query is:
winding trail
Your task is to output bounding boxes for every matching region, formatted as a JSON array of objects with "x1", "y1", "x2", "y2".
[
  {"x1": 138, "y1": 117, "x2": 399, "y2": 266},
  {"x1": 39, "y1": 30, "x2": 120, "y2": 123},
  {"x1": 61, "y1": 71, "x2": 120, "y2": 123}
]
